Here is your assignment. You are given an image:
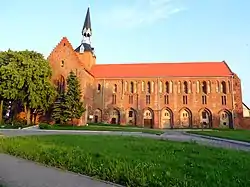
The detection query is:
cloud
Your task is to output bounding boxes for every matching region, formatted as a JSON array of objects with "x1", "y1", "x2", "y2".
[{"x1": 99, "y1": 0, "x2": 186, "y2": 28}]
